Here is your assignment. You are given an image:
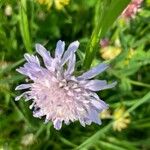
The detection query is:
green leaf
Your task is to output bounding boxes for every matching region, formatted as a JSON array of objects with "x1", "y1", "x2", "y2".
[
  {"x1": 84, "y1": 0, "x2": 131, "y2": 69},
  {"x1": 19, "y1": 0, "x2": 32, "y2": 53}
]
